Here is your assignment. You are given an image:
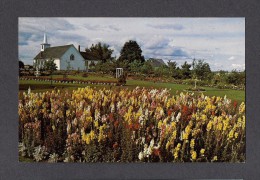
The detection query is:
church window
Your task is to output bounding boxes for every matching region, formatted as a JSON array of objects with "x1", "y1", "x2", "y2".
[{"x1": 70, "y1": 54, "x2": 74, "y2": 60}]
